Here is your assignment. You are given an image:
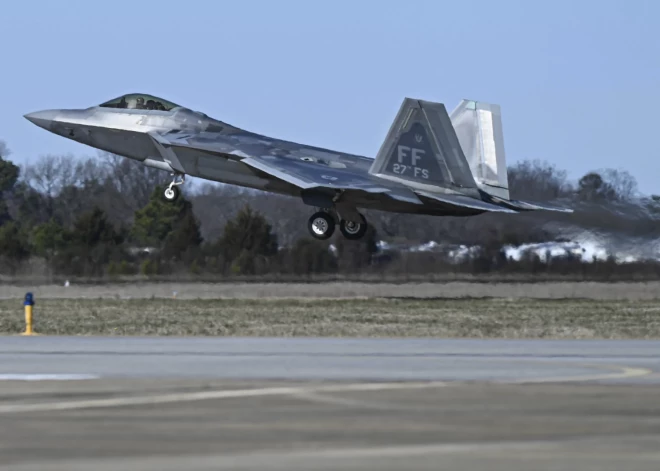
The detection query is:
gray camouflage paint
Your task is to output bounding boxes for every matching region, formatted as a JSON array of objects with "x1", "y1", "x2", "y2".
[{"x1": 24, "y1": 93, "x2": 572, "y2": 219}]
